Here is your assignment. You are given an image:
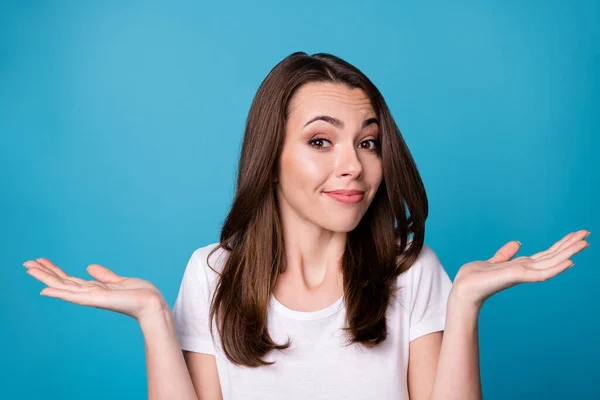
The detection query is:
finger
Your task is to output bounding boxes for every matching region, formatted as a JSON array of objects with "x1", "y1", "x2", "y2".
[
  {"x1": 34, "y1": 258, "x2": 69, "y2": 278},
  {"x1": 520, "y1": 259, "x2": 574, "y2": 283},
  {"x1": 40, "y1": 287, "x2": 98, "y2": 306},
  {"x1": 488, "y1": 241, "x2": 521, "y2": 264},
  {"x1": 24, "y1": 260, "x2": 88, "y2": 285},
  {"x1": 530, "y1": 233, "x2": 573, "y2": 260},
  {"x1": 532, "y1": 230, "x2": 589, "y2": 260},
  {"x1": 40, "y1": 287, "x2": 130, "y2": 316},
  {"x1": 87, "y1": 264, "x2": 123, "y2": 284},
  {"x1": 64, "y1": 276, "x2": 89, "y2": 285},
  {"x1": 534, "y1": 240, "x2": 589, "y2": 269},
  {"x1": 23, "y1": 260, "x2": 55, "y2": 275},
  {"x1": 548, "y1": 231, "x2": 589, "y2": 256},
  {"x1": 548, "y1": 231, "x2": 577, "y2": 252},
  {"x1": 26, "y1": 267, "x2": 89, "y2": 292}
]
